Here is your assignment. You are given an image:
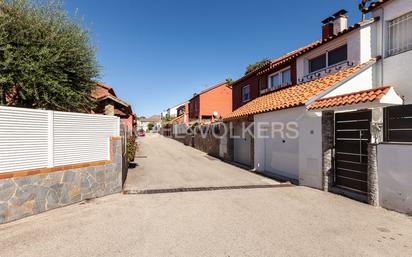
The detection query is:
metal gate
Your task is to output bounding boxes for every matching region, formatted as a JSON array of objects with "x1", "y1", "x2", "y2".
[{"x1": 334, "y1": 110, "x2": 371, "y2": 194}]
